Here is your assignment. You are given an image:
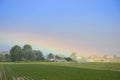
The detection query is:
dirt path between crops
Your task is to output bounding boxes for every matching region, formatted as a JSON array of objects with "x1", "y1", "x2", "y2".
[
  {"x1": 16, "y1": 76, "x2": 31, "y2": 80},
  {"x1": 0, "y1": 72, "x2": 2, "y2": 80},
  {"x1": 108, "y1": 69, "x2": 120, "y2": 72}
]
